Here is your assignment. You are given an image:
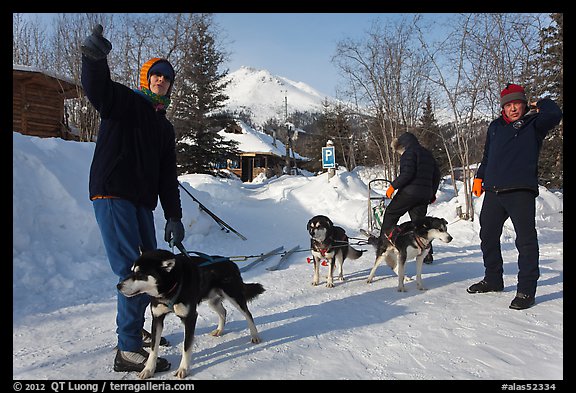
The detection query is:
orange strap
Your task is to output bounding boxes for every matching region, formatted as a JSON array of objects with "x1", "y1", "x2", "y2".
[{"x1": 90, "y1": 195, "x2": 120, "y2": 201}]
